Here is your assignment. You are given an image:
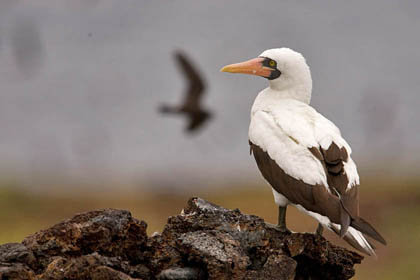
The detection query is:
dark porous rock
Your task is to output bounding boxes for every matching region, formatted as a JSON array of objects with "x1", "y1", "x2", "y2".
[
  {"x1": 38, "y1": 253, "x2": 149, "y2": 279},
  {"x1": 39, "y1": 255, "x2": 142, "y2": 280},
  {"x1": 157, "y1": 267, "x2": 205, "y2": 280},
  {"x1": 284, "y1": 233, "x2": 363, "y2": 280},
  {"x1": 0, "y1": 198, "x2": 363, "y2": 279},
  {"x1": 22, "y1": 209, "x2": 148, "y2": 266},
  {"x1": 0, "y1": 262, "x2": 36, "y2": 280},
  {"x1": 0, "y1": 243, "x2": 37, "y2": 269}
]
